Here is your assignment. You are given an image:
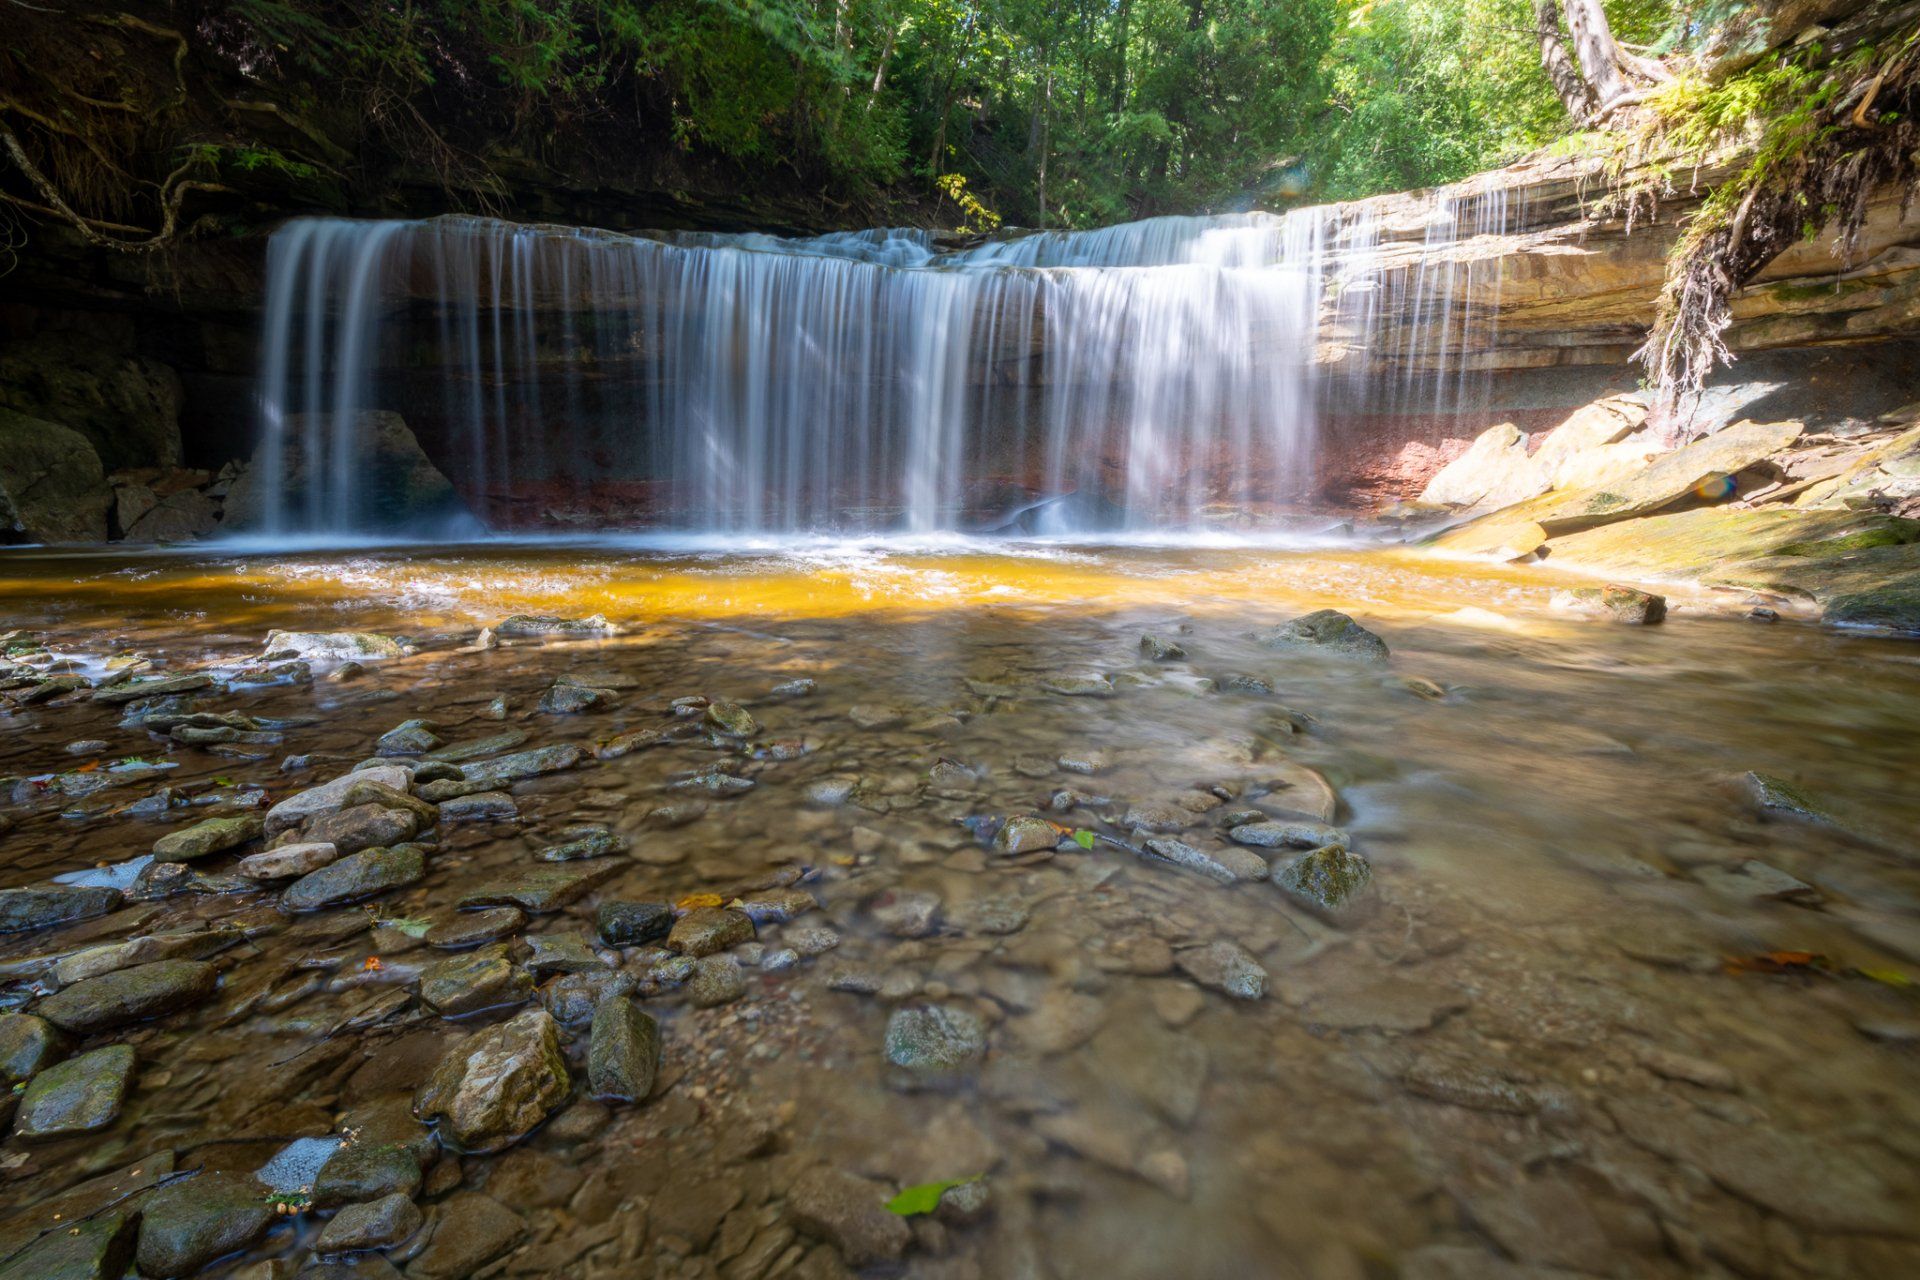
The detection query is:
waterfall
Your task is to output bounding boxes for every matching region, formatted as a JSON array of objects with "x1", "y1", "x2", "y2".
[{"x1": 249, "y1": 191, "x2": 1508, "y2": 538}]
